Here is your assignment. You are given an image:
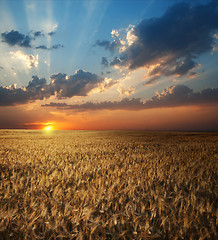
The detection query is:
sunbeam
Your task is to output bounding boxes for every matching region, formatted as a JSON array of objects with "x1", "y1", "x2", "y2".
[{"x1": 69, "y1": 0, "x2": 109, "y2": 70}]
